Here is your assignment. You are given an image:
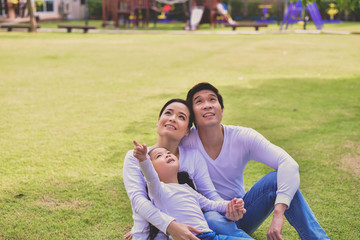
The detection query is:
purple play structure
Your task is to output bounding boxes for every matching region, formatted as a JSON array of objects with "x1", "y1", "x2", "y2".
[
  {"x1": 306, "y1": 2, "x2": 323, "y2": 29},
  {"x1": 280, "y1": 0, "x2": 323, "y2": 30}
]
